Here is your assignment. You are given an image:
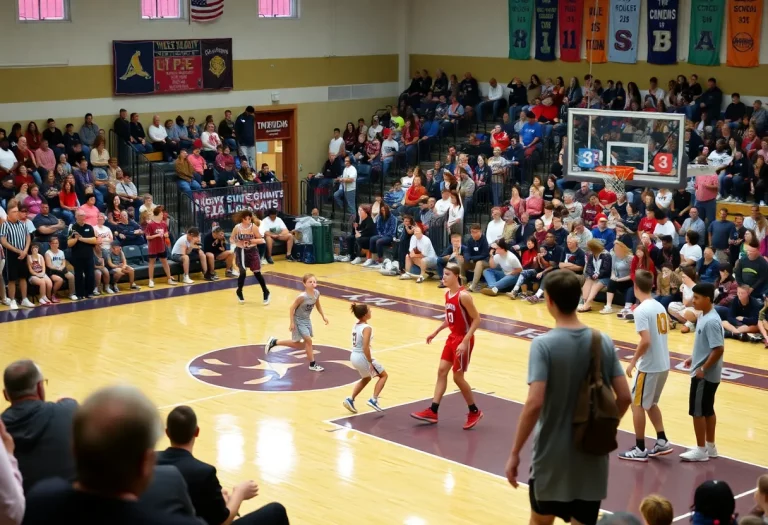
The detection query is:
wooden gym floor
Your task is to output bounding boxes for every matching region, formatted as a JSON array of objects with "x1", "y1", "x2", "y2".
[{"x1": 1, "y1": 261, "x2": 766, "y2": 524}]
